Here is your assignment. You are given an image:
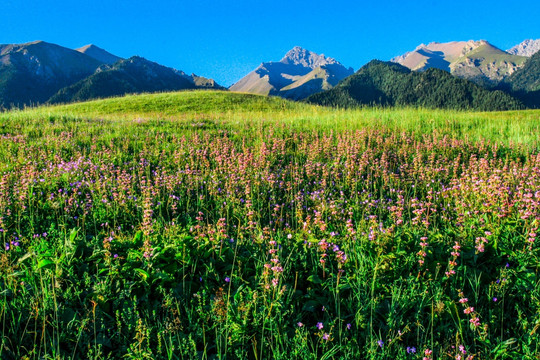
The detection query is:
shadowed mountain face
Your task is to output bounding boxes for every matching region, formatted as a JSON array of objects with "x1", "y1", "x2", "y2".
[
  {"x1": 306, "y1": 60, "x2": 523, "y2": 111},
  {"x1": 499, "y1": 51, "x2": 540, "y2": 108},
  {"x1": 48, "y1": 56, "x2": 198, "y2": 104},
  {"x1": 416, "y1": 49, "x2": 451, "y2": 72},
  {"x1": 0, "y1": 41, "x2": 103, "y2": 108},
  {"x1": 255, "y1": 62, "x2": 312, "y2": 89},
  {"x1": 392, "y1": 40, "x2": 528, "y2": 86},
  {"x1": 229, "y1": 46, "x2": 354, "y2": 100}
]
